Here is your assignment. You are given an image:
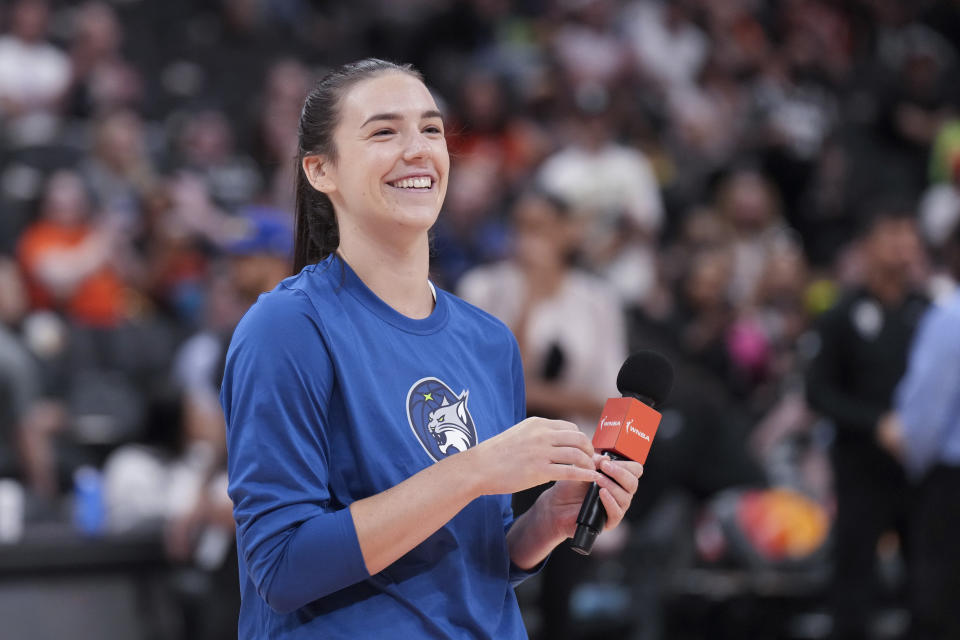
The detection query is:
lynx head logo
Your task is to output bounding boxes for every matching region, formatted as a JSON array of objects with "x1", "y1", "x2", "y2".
[{"x1": 406, "y1": 377, "x2": 478, "y2": 461}]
